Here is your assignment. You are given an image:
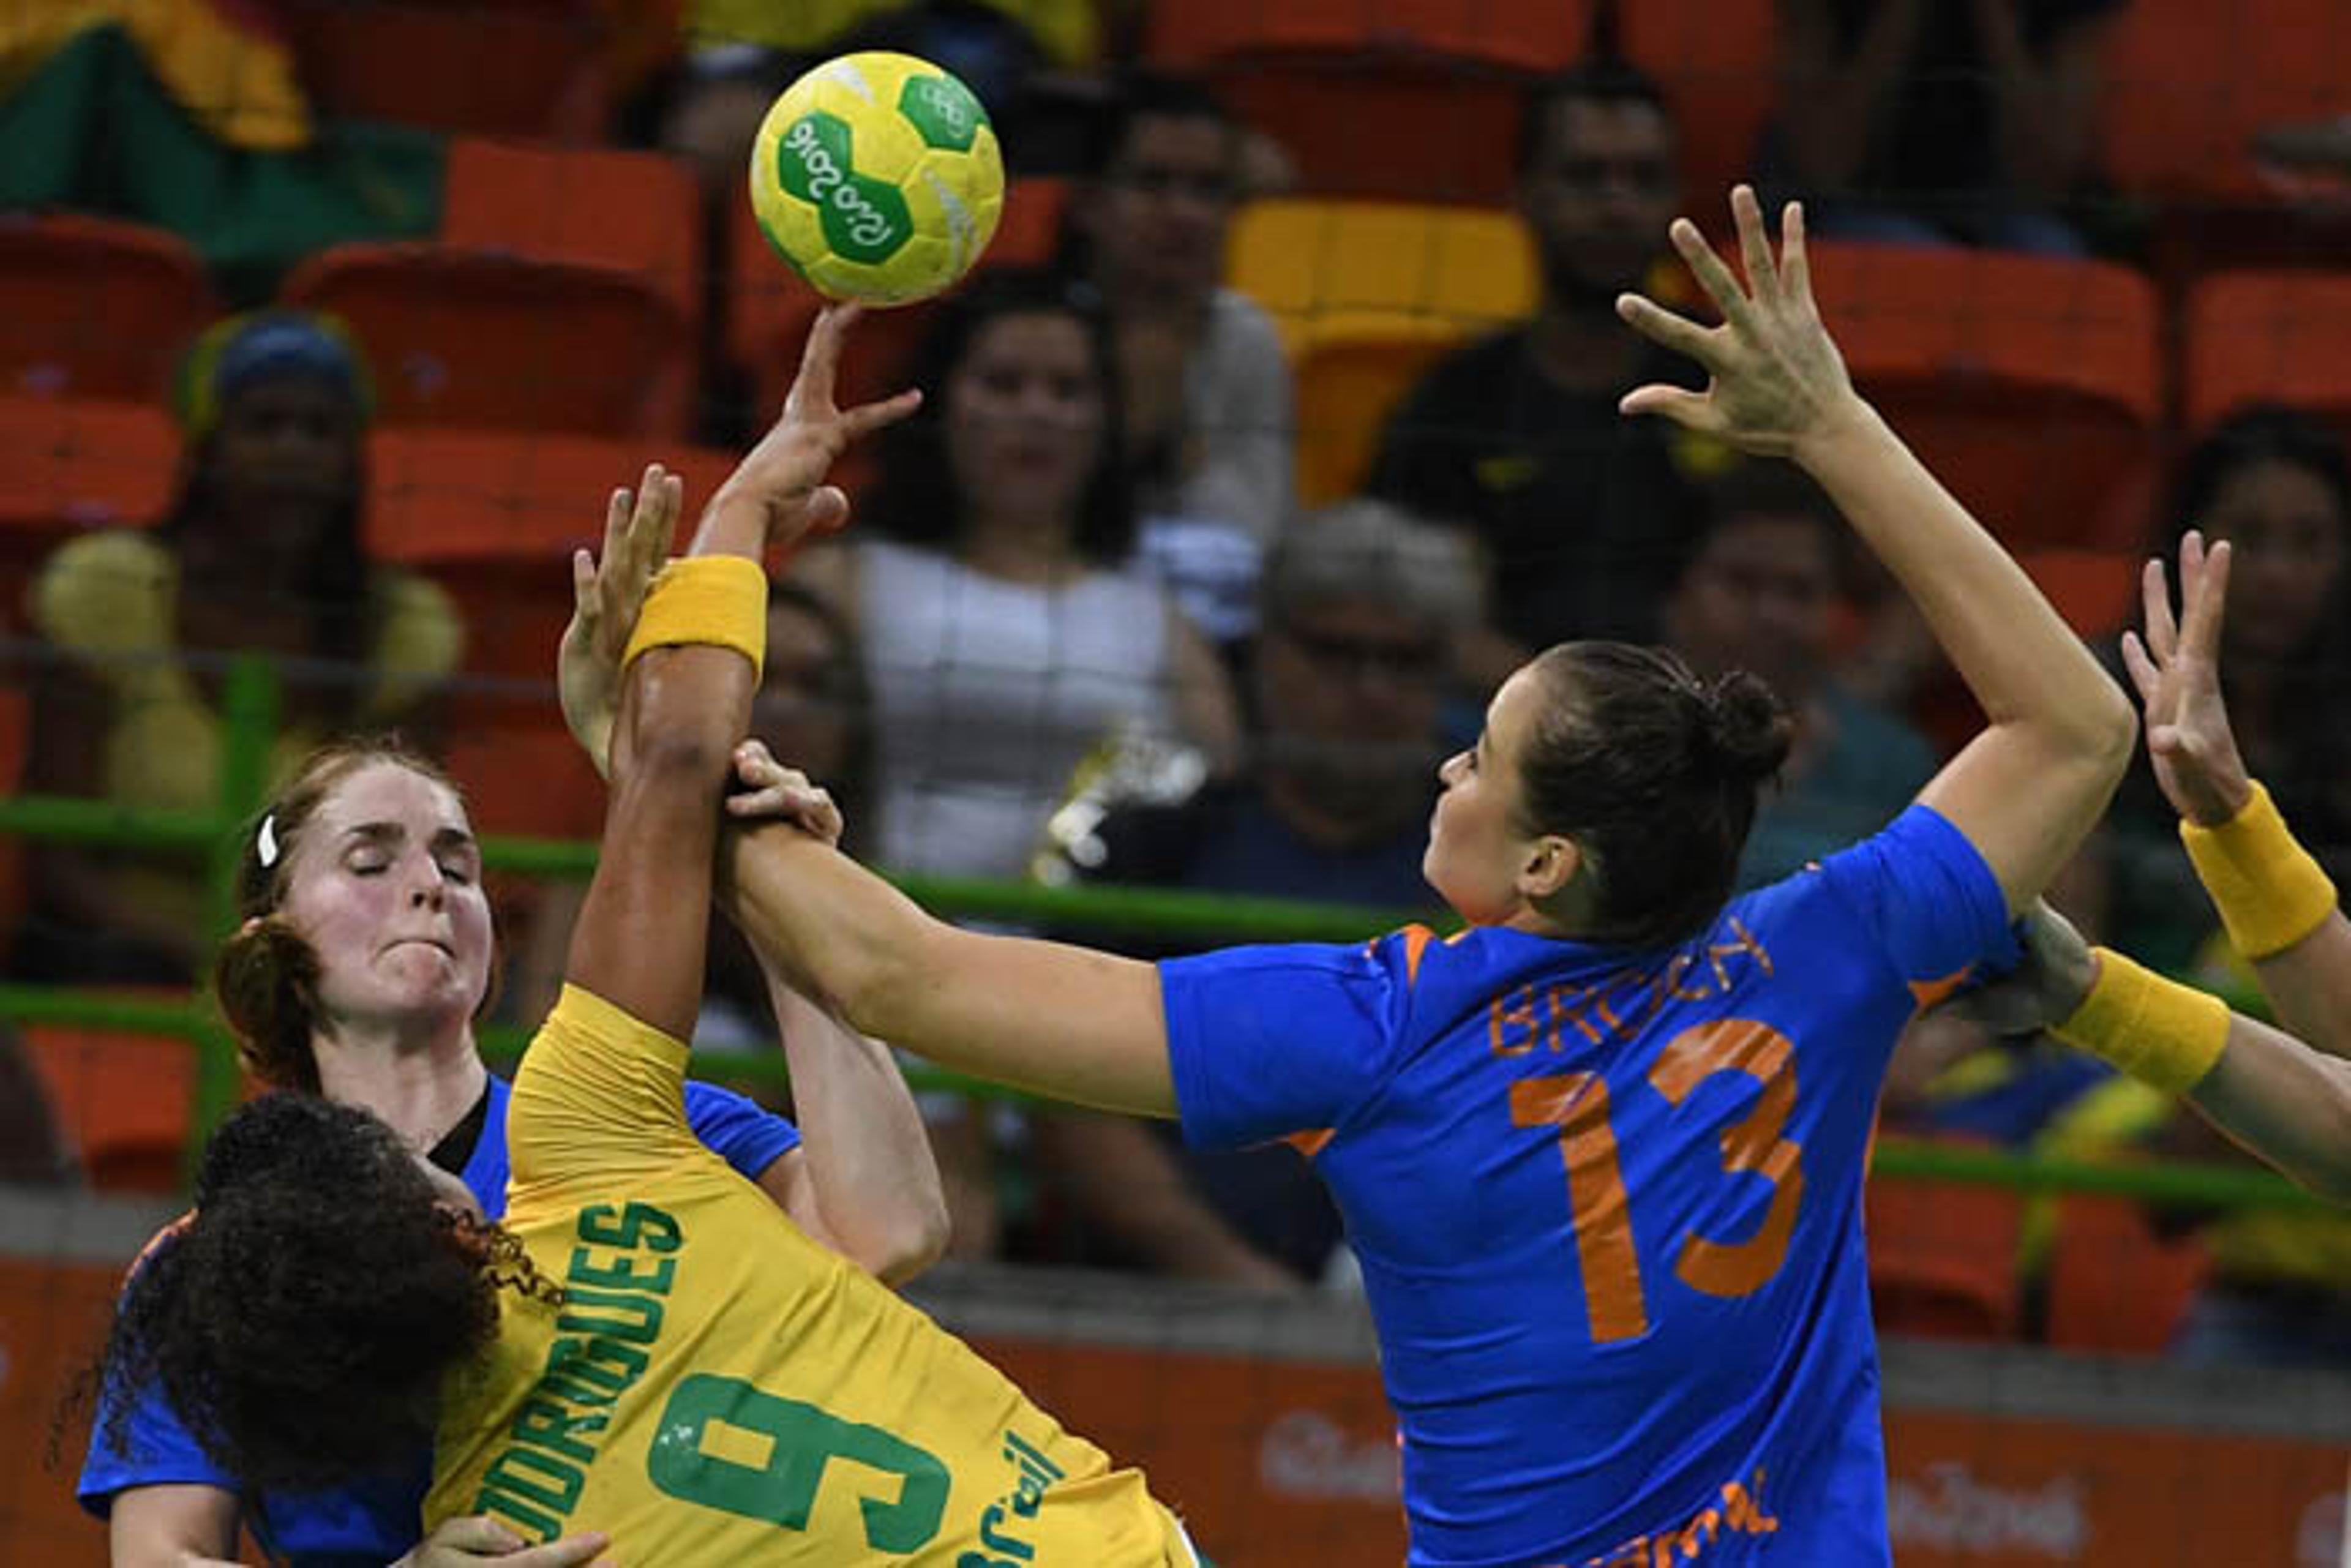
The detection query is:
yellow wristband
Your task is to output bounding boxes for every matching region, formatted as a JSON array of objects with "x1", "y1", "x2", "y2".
[
  {"x1": 2052, "y1": 947, "x2": 2229, "y2": 1096},
  {"x1": 621, "y1": 557, "x2": 768, "y2": 680},
  {"x1": 2180, "y1": 781, "x2": 2338, "y2": 960}
]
